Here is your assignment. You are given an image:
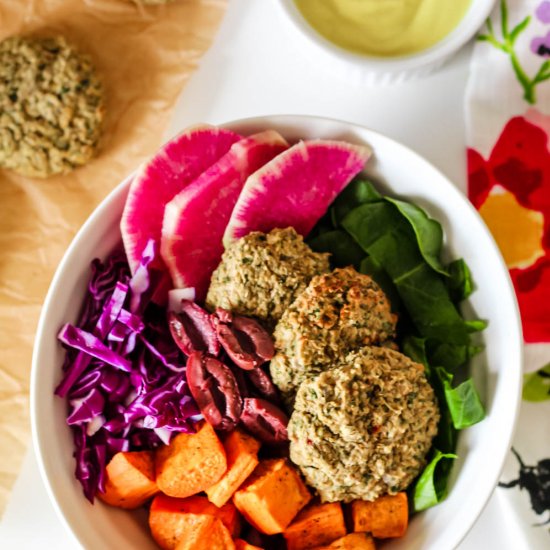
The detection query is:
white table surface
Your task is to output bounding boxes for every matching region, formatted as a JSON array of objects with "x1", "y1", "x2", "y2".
[{"x1": 0, "y1": 0, "x2": 537, "y2": 548}]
